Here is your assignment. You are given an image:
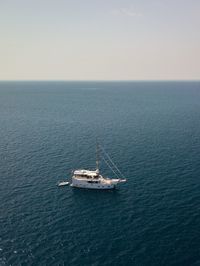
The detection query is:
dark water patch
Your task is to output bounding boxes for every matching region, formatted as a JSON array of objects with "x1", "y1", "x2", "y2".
[{"x1": 0, "y1": 81, "x2": 200, "y2": 265}]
